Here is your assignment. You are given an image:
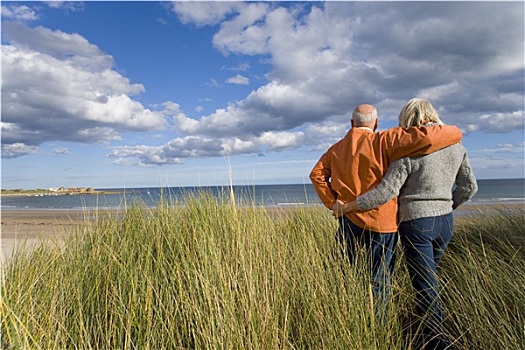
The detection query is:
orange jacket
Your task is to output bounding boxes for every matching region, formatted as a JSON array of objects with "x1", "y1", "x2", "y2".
[{"x1": 309, "y1": 126, "x2": 462, "y2": 233}]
